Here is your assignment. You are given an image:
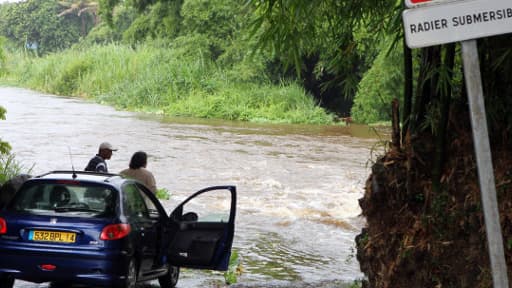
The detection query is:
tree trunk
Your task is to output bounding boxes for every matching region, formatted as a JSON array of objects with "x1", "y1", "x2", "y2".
[
  {"x1": 402, "y1": 39, "x2": 413, "y2": 147},
  {"x1": 431, "y1": 44, "x2": 455, "y2": 196}
]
